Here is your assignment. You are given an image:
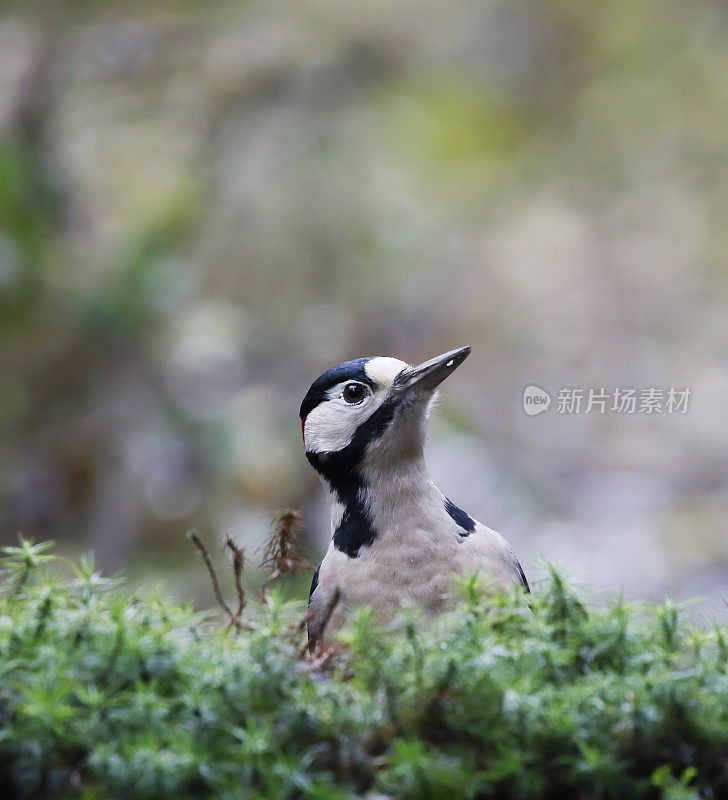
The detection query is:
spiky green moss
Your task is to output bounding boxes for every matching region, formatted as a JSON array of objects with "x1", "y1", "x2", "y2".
[{"x1": 0, "y1": 539, "x2": 726, "y2": 800}]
